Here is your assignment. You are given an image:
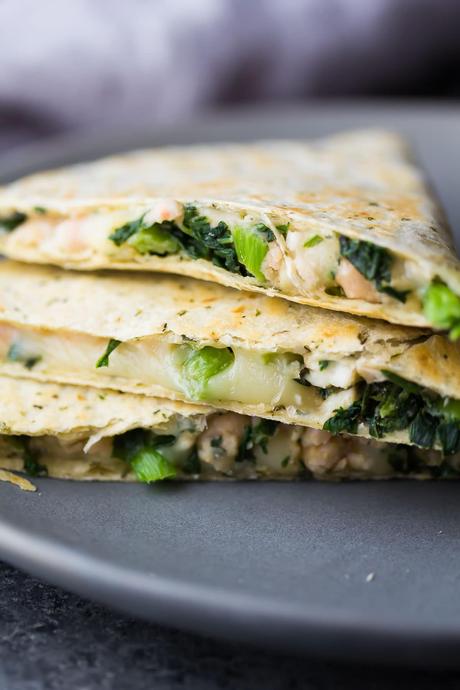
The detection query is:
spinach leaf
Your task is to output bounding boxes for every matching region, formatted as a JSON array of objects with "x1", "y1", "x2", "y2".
[
  {"x1": 362, "y1": 381, "x2": 421, "y2": 438},
  {"x1": 324, "y1": 375, "x2": 460, "y2": 456},
  {"x1": 109, "y1": 216, "x2": 146, "y2": 245},
  {"x1": 323, "y1": 401, "x2": 361, "y2": 434},
  {"x1": 339, "y1": 236, "x2": 408, "y2": 303},
  {"x1": 0, "y1": 211, "x2": 27, "y2": 232},
  {"x1": 11, "y1": 436, "x2": 47, "y2": 477},
  {"x1": 437, "y1": 422, "x2": 460, "y2": 456},
  {"x1": 108, "y1": 205, "x2": 278, "y2": 280},
  {"x1": 409, "y1": 410, "x2": 437, "y2": 448},
  {"x1": 181, "y1": 205, "x2": 245, "y2": 274}
]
